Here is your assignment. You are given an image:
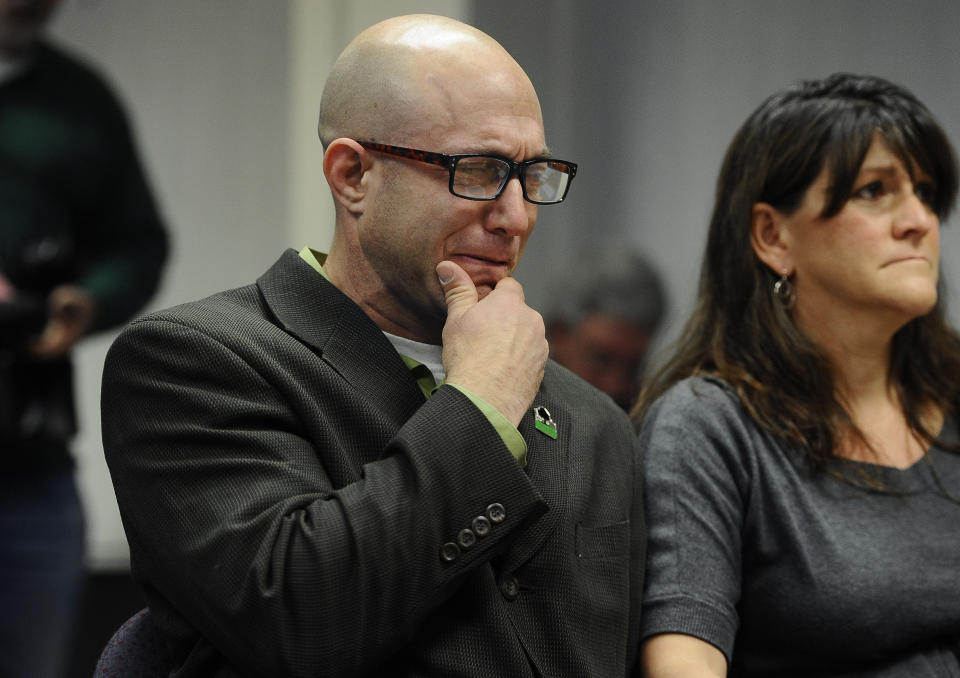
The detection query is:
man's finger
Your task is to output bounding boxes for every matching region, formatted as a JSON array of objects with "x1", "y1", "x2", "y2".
[{"x1": 436, "y1": 260, "x2": 478, "y2": 320}]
